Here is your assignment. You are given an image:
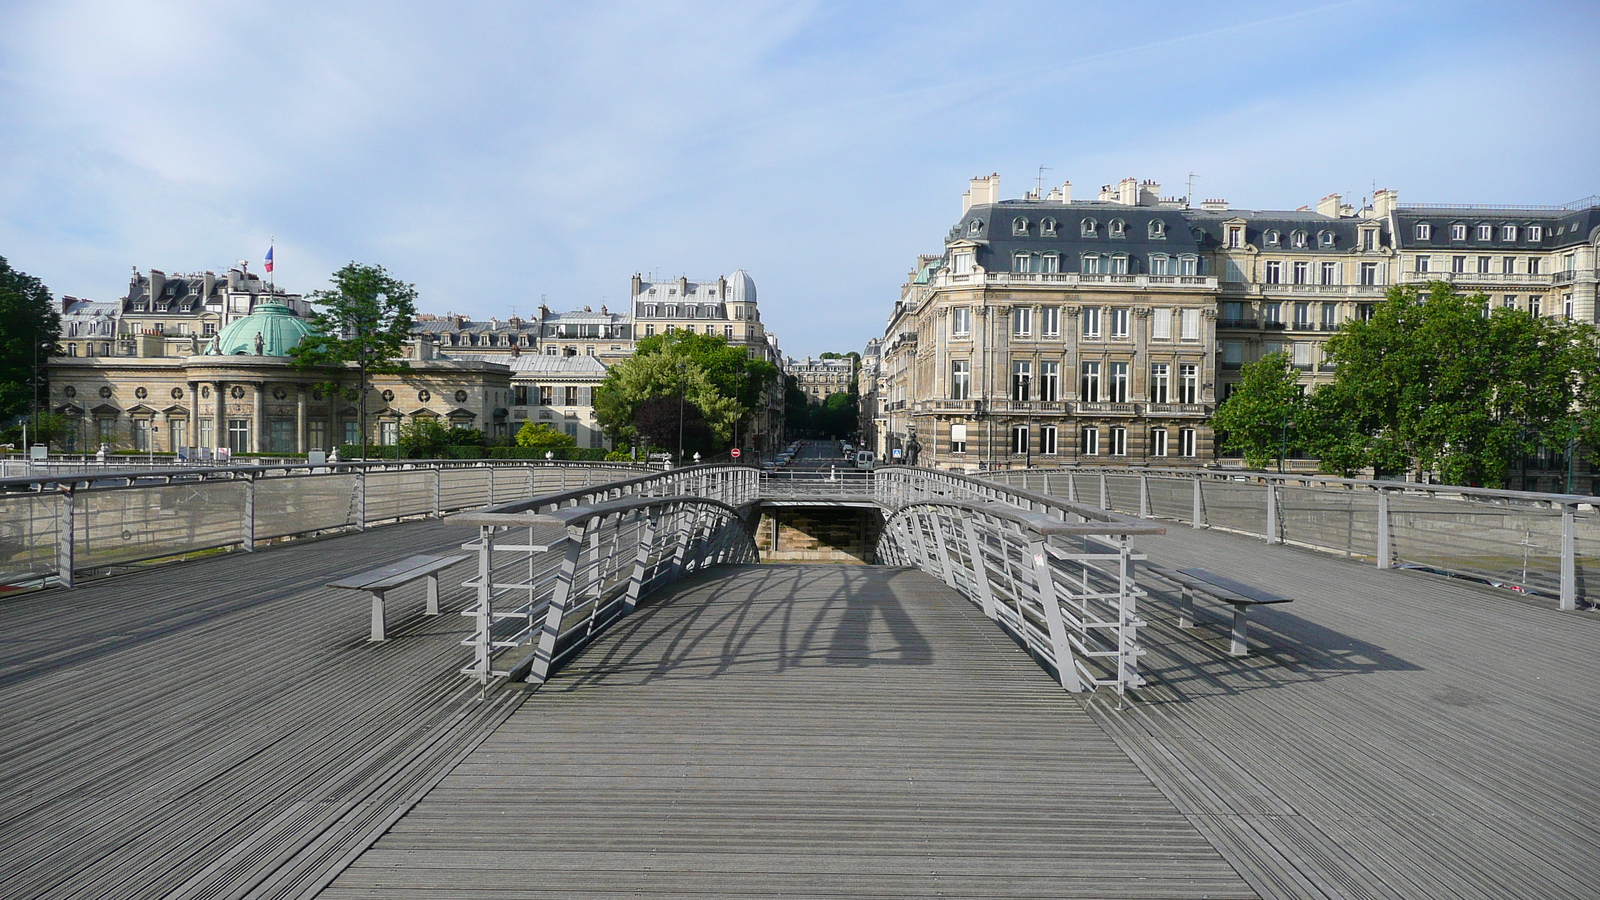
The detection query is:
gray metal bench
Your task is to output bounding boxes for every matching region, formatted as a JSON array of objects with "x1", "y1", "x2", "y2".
[
  {"x1": 328, "y1": 553, "x2": 468, "y2": 641},
  {"x1": 1146, "y1": 565, "x2": 1293, "y2": 656}
]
